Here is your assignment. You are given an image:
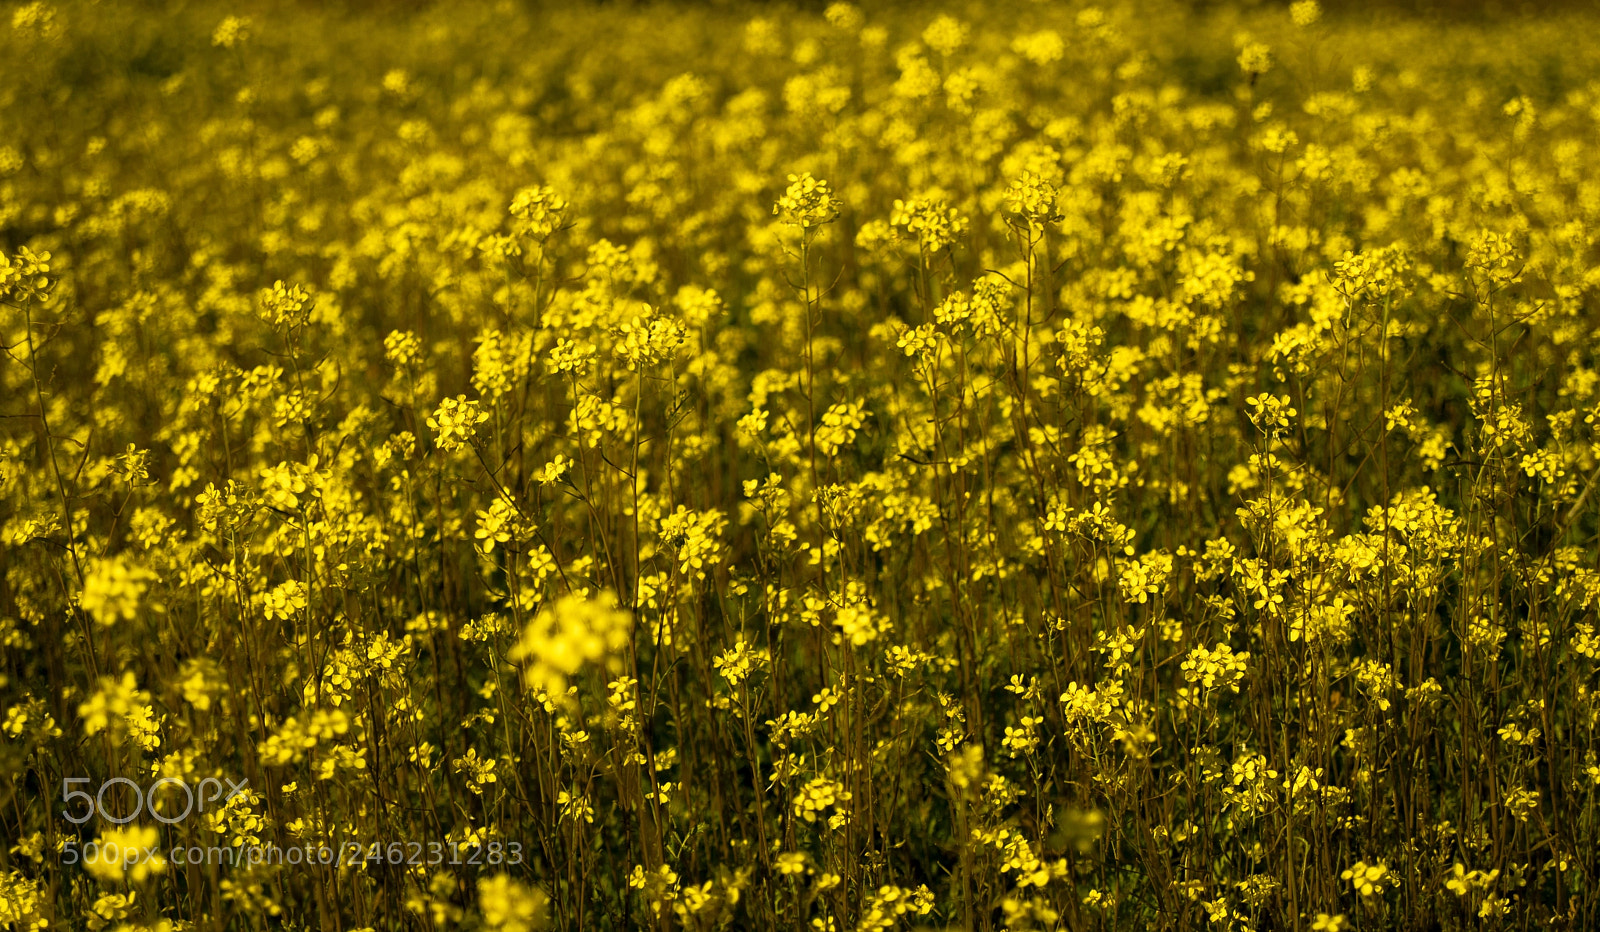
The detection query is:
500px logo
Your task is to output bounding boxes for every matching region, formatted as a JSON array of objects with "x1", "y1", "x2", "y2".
[{"x1": 61, "y1": 777, "x2": 250, "y2": 825}]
